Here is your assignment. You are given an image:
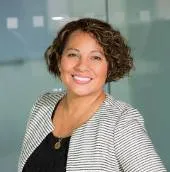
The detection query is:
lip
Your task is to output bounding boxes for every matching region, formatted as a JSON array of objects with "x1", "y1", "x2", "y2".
[{"x1": 72, "y1": 75, "x2": 92, "y2": 84}]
